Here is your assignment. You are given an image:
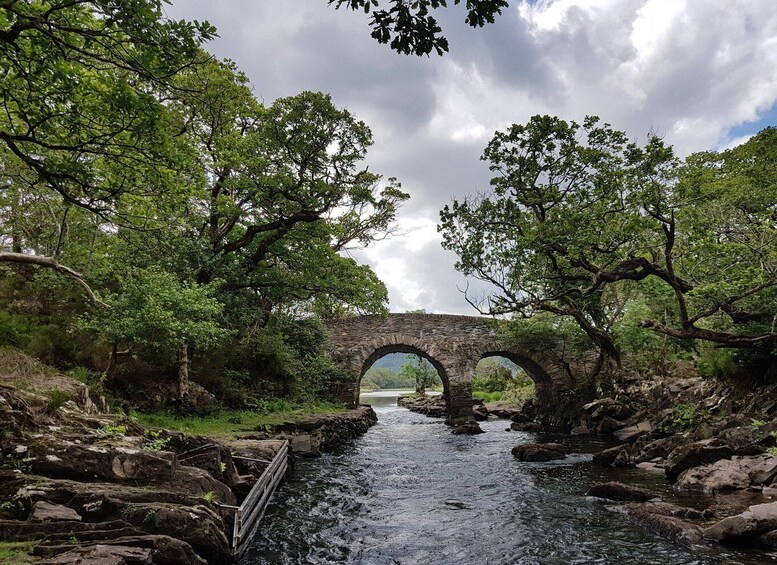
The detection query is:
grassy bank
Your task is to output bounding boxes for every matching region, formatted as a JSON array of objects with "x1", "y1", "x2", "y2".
[
  {"x1": 0, "y1": 542, "x2": 36, "y2": 564},
  {"x1": 135, "y1": 400, "x2": 346, "y2": 439}
]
